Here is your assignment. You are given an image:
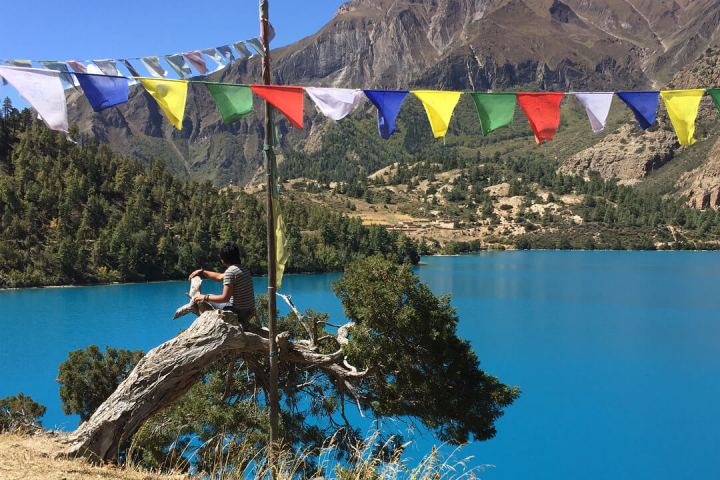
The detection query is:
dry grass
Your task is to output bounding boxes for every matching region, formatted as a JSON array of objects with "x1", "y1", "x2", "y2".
[{"x1": 0, "y1": 432, "x2": 186, "y2": 480}]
